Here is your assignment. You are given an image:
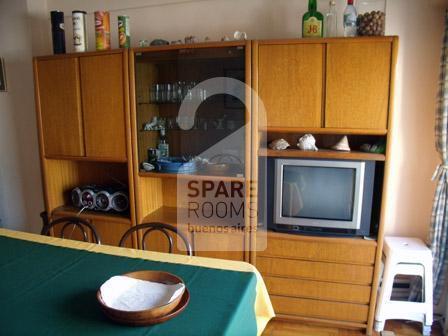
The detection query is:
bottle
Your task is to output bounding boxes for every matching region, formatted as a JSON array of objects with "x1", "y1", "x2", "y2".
[
  {"x1": 302, "y1": 0, "x2": 324, "y2": 38},
  {"x1": 343, "y1": 0, "x2": 358, "y2": 37},
  {"x1": 325, "y1": 1, "x2": 338, "y2": 37},
  {"x1": 50, "y1": 11, "x2": 66, "y2": 54},
  {"x1": 158, "y1": 129, "x2": 169, "y2": 158}
]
